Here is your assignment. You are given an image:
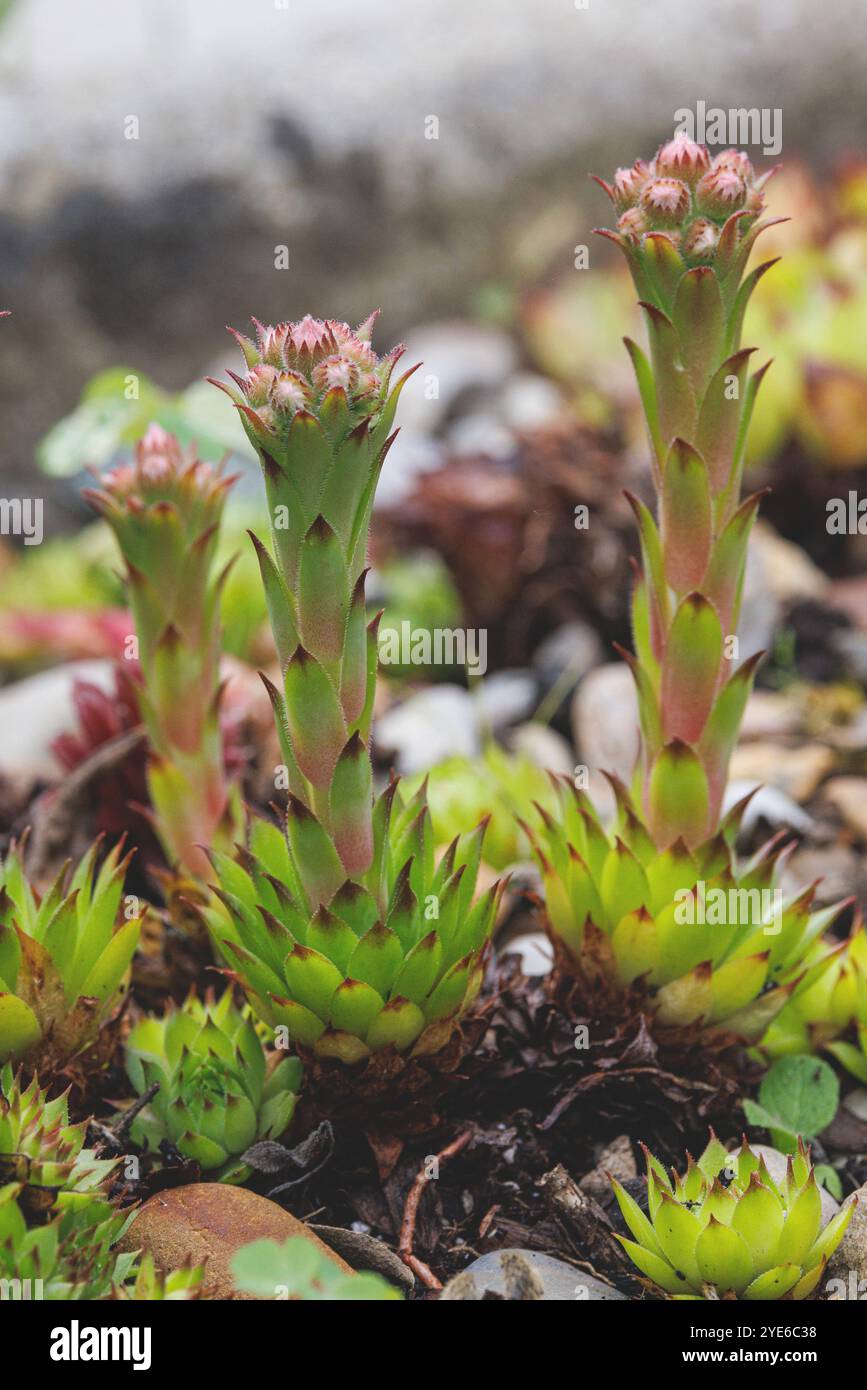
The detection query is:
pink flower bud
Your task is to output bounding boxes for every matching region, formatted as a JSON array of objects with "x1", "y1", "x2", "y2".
[
  {"x1": 243, "y1": 363, "x2": 278, "y2": 406},
  {"x1": 695, "y1": 168, "x2": 747, "y2": 219},
  {"x1": 639, "y1": 177, "x2": 690, "y2": 228},
  {"x1": 617, "y1": 206, "x2": 649, "y2": 239},
  {"x1": 653, "y1": 136, "x2": 710, "y2": 185},
  {"x1": 682, "y1": 217, "x2": 720, "y2": 262},
  {"x1": 613, "y1": 159, "x2": 651, "y2": 211},
  {"x1": 712, "y1": 149, "x2": 755, "y2": 183},
  {"x1": 312, "y1": 355, "x2": 361, "y2": 394},
  {"x1": 269, "y1": 370, "x2": 312, "y2": 414}
]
